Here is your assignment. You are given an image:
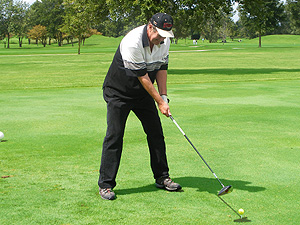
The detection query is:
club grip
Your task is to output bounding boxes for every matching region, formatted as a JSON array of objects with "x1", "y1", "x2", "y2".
[{"x1": 170, "y1": 116, "x2": 186, "y2": 136}]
